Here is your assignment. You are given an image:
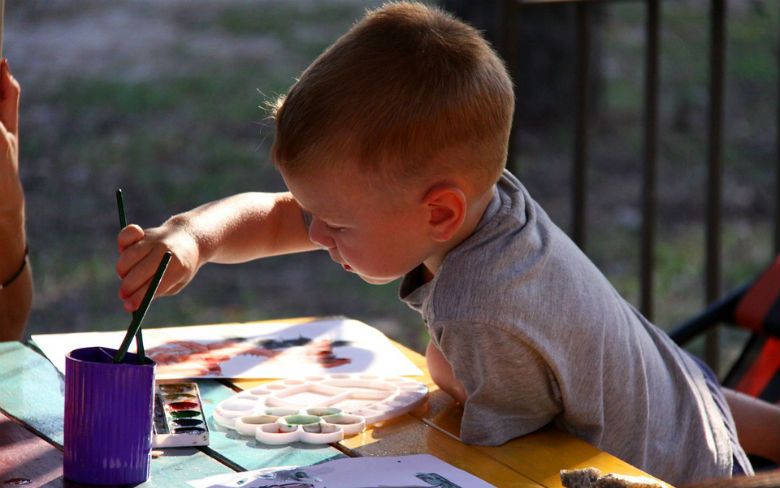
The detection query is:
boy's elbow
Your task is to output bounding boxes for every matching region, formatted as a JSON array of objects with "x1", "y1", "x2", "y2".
[
  {"x1": 426, "y1": 341, "x2": 467, "y2": 404},
  {"x1": 441, "y1": 381, "x2": 467, "y2": 405}
]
